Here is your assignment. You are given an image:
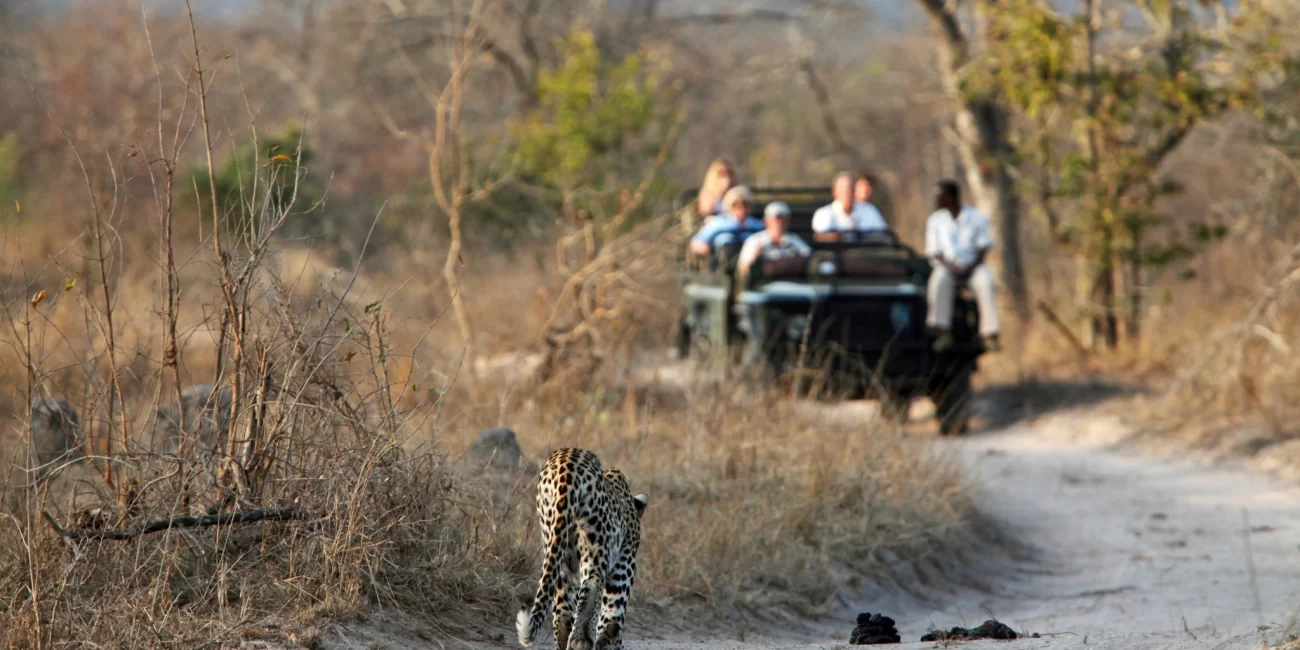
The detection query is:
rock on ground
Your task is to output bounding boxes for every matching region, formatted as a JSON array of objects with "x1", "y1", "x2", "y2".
[
  {"x1": 150, "y1": 384, "x2": 233, "y2": 454},
  {"x1": 29, "y1": 395, "x2": 83, "y2": 476},
  {"x1": 469, "y1": 427, "x2": 524, "y2": 470}
]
